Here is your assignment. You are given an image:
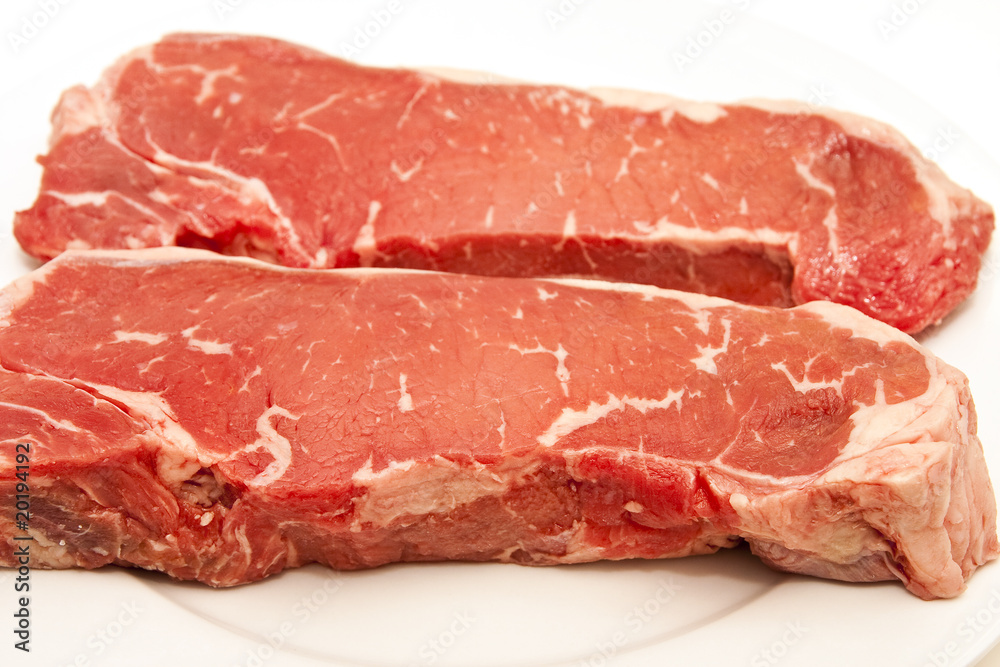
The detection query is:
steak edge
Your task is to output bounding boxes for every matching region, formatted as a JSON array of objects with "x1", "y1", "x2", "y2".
[
  {"x1": 0, "y1": 247, "x2": 995, "y2": 599},
  {"x1": 12, "y1": 33, "x2": 995, "y2": 333}
]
